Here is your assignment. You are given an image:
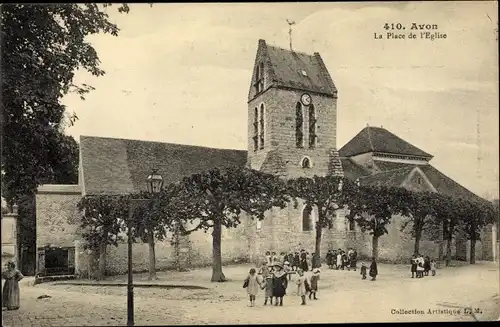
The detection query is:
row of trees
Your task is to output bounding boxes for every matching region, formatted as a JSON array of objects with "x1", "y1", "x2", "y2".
[{"x1": 76, "y1": 167, "x2": 498, "y2": 282}]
